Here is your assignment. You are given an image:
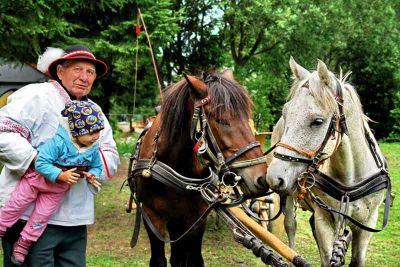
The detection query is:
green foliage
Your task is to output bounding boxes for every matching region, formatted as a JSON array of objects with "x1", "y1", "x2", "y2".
[
  {"x1": 0, "y1": 1, "x2": 81, "y2": 62},
  {"x1": 0, "y1": 0, "x2": 399, "y2": 138},
  {"x1": 332, "y1": 0, "x2": 400, "y2": 139},
  {"x1": 114, "y1": 131, "x2": 138, "y2": 156},
  {"x1": 388, "y1": 90, "x2": 400, "y2": 141}
]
